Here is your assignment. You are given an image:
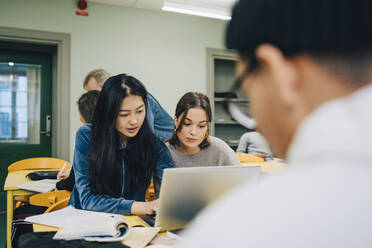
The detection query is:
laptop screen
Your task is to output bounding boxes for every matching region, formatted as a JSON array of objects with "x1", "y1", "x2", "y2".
[{"x1": 154, "y1": 165, "x2": 260, "y2": 231}]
